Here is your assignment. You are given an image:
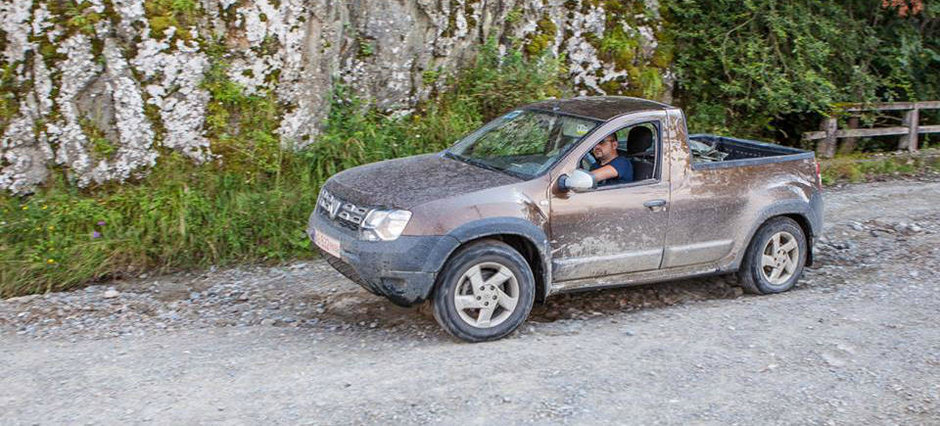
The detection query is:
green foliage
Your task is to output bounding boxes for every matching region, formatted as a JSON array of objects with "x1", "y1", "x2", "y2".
[
  {"x1": 0, "y1": 39, "x2": 567, "y2": 297},
  {"x1": 456, "y1": 37, "x2": 567, "y2": 121},
  {"x1": 0, "y1": 154, "x2": 318, "y2": 297},
  {"x1": 146, "y1": 0, "x2": 201, "y2": 40},
  {"x1": 421, "y1": 68, "x2": 442, "y2": 86},
  {"x1": 637, "y1": 68, "x2": 664, "y2": 99},
  {"x1": 356, "y1": 36, "x2": 375, "y2": 58},
  {"x1": 598, "y1": 25, "x2": 639, "y2": 70},
  {"x1": 820, "y1": 151, "x2": 939, "y2": 184},
  {"x1": 202, "y1": 49, "x2": 282, "y2": 179},
  {"x1": 583, "y1": 0, "x2": 671, "y2": 99},
  {"x1": 0, "y1": 62, "x2": 20, "y2": 136},
  {"x1": 666, "y1": 0, "x2": 940, "y2": 143},
  {"x1": 506, "y1": 8, "x2": 523, "y2": 24},
  {"x1": 61, "y1": 1, "x2": 104, "y2": 35},
  {"x1": 524, "y1": 16, "x2": 558, "y2": 56},
  {"x1": 80, "y1": 119, "x2": 116, "y2": 159}
]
